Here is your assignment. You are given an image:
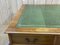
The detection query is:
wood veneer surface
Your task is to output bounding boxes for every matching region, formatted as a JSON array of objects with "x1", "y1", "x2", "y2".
[{"x1": 6, "y1": 5, "x2": 60, "y2": 34}]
